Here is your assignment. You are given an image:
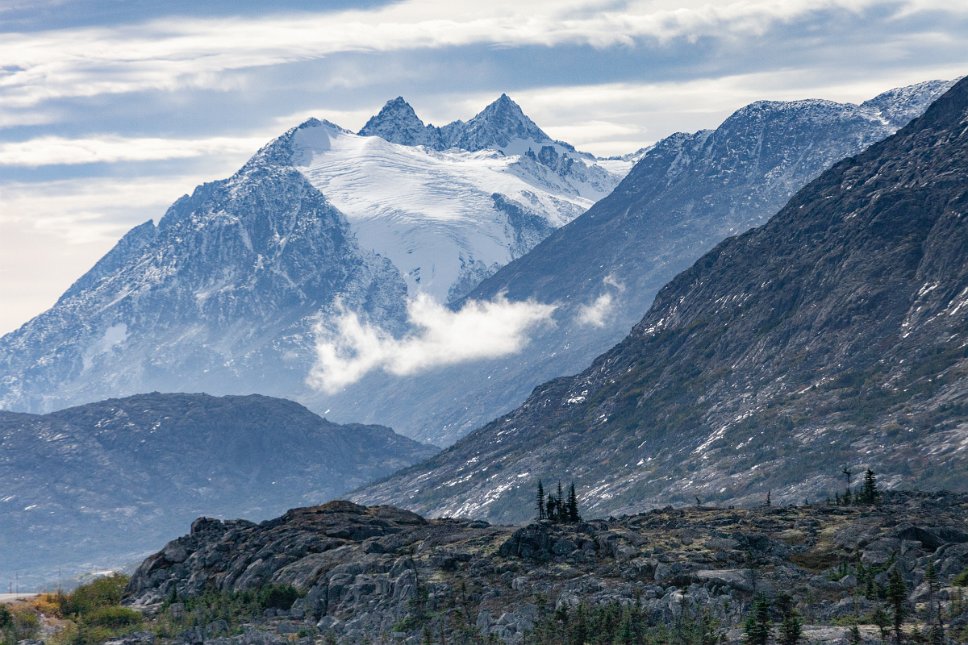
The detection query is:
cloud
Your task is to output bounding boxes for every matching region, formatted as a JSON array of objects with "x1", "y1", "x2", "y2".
[
  {"x1": 3, "y1": 0, "x2": 958, "y2": 110},
  {"x1": 0, "y1": 135, "x2": 268, "y2": 167},
  {"x1": 576, "y1": 274, "x2": 624, "y2": 327},
  {"x1": 307, "y1": 293, "x2": 556, "y2": 392}
]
